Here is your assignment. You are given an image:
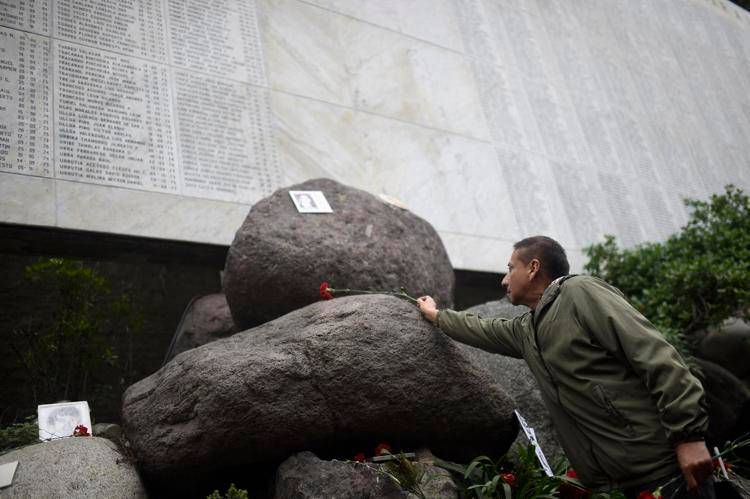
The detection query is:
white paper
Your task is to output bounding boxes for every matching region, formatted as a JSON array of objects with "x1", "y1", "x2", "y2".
[
  {"x1": 289, "y1": 190, "x2": 333, "y2": 213},
  {"x1": 37, "y1": 401, "x2": 92, "y2": 441},
  {"x1": 0, "y1": 461, "x2": 18, "y2": 488},
  {"x1": 514, "y1": 409, "x2": 553, "y2": 477}
]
